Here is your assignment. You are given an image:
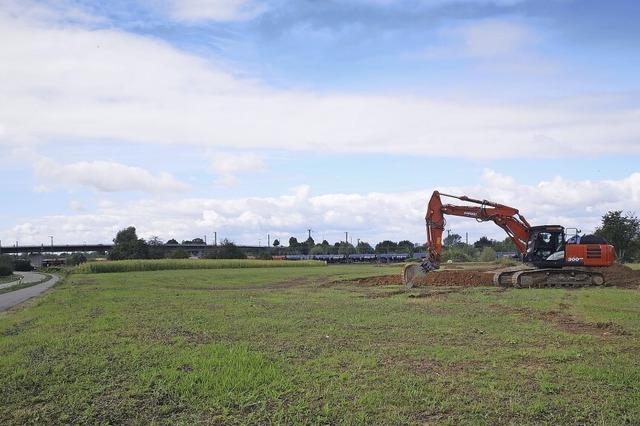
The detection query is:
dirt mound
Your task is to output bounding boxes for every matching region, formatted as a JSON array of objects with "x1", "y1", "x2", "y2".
[
  {"x1": 353, "y1": 265, "x2": 640, "y2": 288},
  {"x1": 354, "y1": 275, "x2": 403, "y2": 286},
  {"x1": 413, "y1": 270, "x2": 495, "y2": 287},
  {"x1": 355, "y1": 271, "x2": 495, "y2": 287},
  {"x1": 595, "y1": 264, "x2": 640, "y2": 288}
]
